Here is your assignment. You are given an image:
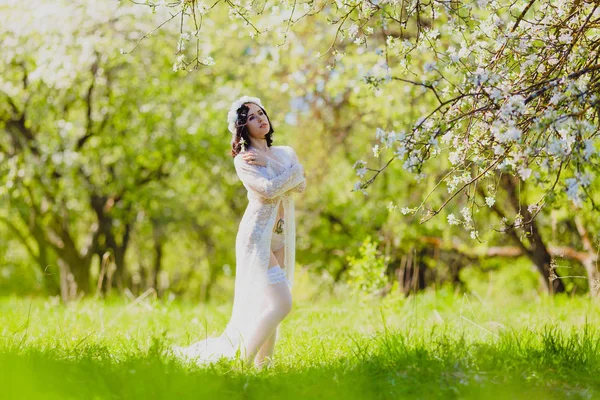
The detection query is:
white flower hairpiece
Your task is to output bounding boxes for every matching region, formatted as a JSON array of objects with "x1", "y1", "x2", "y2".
[{"x1": 227, "y1": 95, "x2": 264, "y2": 135}]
